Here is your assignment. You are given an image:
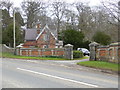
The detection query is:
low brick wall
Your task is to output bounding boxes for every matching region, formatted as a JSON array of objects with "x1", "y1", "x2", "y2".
[
  {"x1": 96, "y1": 46, "x2": 109, "y2": 62},
  {"x1": 16, "y1": 48, "x2": 65, "y2": 57},
  {"x1": 89, "y1": 42, "x2": 120, "y2": 63}
]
